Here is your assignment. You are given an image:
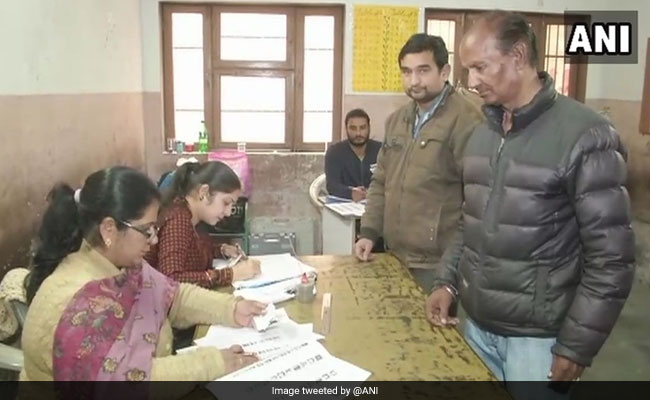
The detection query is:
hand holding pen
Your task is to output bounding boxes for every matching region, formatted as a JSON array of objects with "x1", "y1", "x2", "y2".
[
  {"x1": 235, "y1": 243, "x2": 248, "y2": 260},
  {"x1": 229, "y1": 243, "x2": 261, "y2": 281}
]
